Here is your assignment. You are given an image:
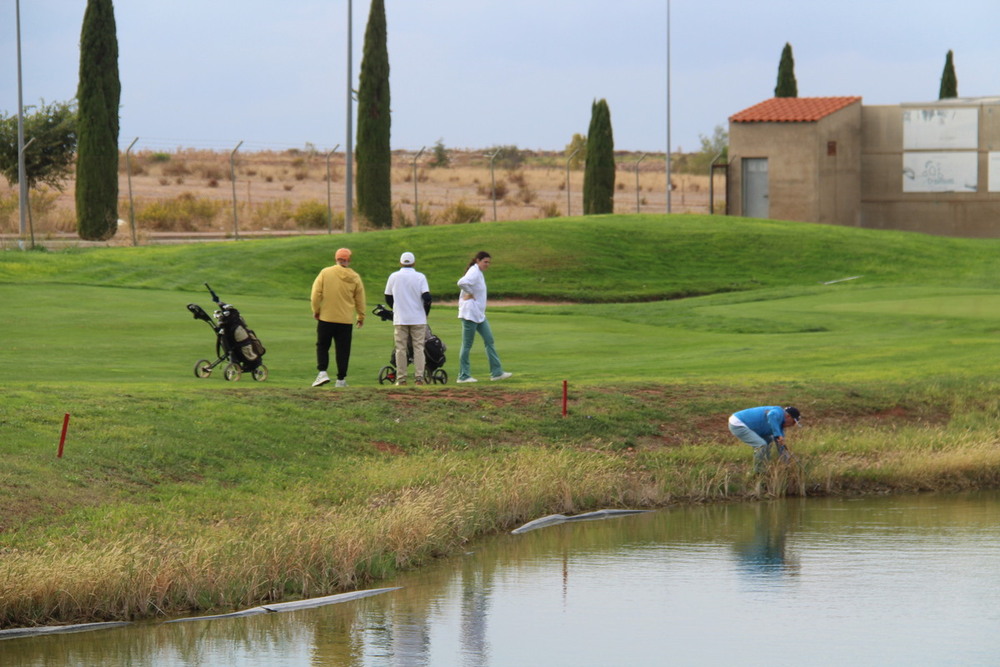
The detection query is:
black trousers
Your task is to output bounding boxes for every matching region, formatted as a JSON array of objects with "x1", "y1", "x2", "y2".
[{"x1": 316, "y1": 321, "x2": 353, "y2": 380}]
